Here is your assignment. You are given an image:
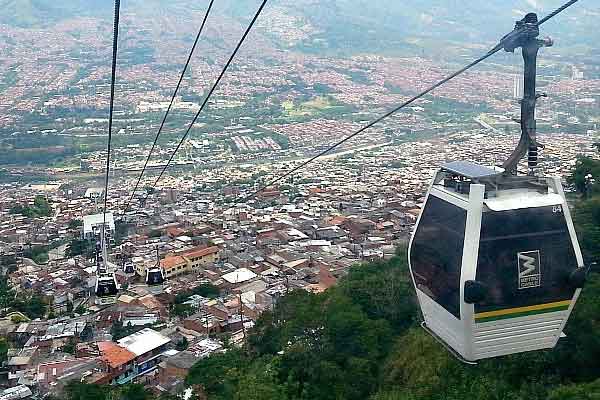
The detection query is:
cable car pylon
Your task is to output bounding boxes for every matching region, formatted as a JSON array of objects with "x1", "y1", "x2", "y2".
[{"x1": 408, "y1": 8, "x2": 588, "y2": 363}]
